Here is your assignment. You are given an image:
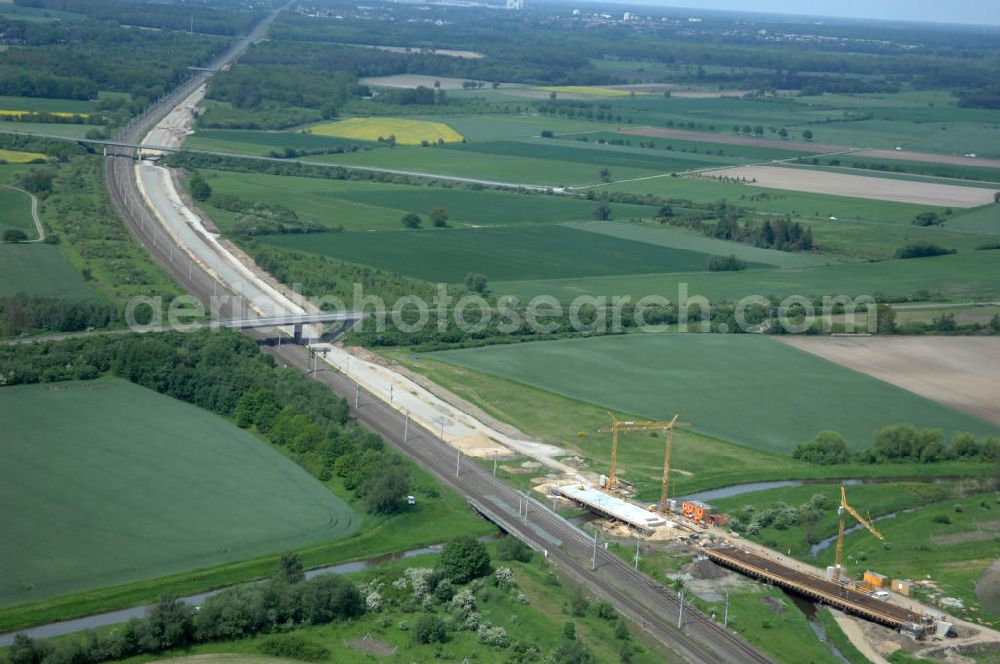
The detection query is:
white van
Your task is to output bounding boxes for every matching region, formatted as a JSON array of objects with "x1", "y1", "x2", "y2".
[{"x1": 873, "y1": 591, "x2": 890, "y2": 600}]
